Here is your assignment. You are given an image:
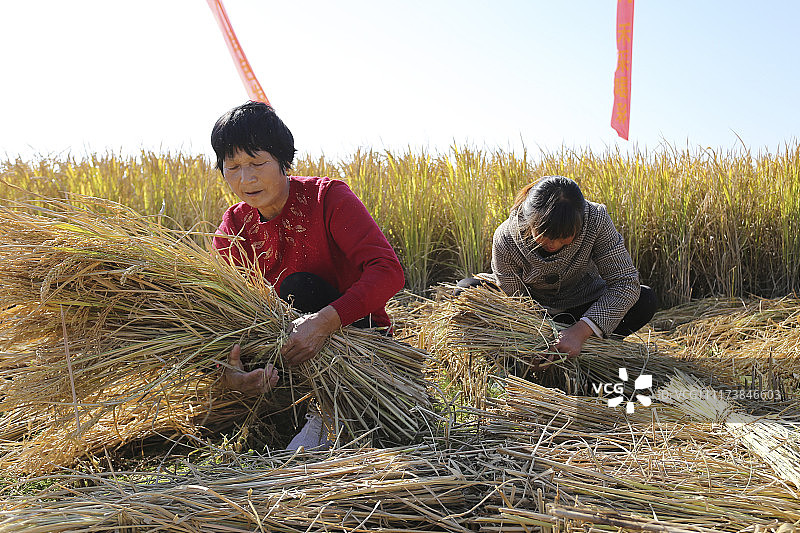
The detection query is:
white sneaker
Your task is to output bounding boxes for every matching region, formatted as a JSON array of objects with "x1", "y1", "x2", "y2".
[{"x1": 286, "y1": 413, "x2": 332, "y2": 451}]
